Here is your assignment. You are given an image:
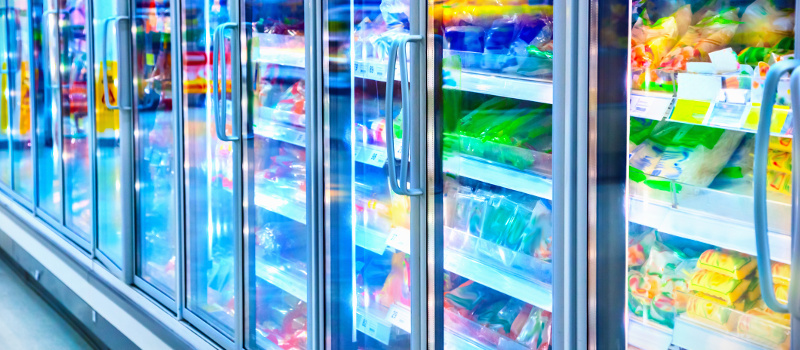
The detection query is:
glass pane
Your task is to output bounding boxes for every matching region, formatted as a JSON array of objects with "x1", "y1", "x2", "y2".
[
  {"x1": 324, "y1": 0, "x2": 416, "y2": 347},
  {"x1": 133, "y1": 0, "x2": 176, "y2": 296},
  {"x1": 625, "y1": 1, "x2": 795, "y2": 349},
  {"x1": 59, "y1": 0, "x2": 91, "y2": 238},
  {"x1": 93, "y1": 0, "x2": 122, "y2": 266},
  {"x1": 35, "y1": 0, "x2": 61, "y2": 220},
  {"x1": 0, "y1": 0, "x2": 11, "y2": 188},
  {"x1": 243, "y1": 1, "x2": 309, "y2": 349},
  {"x1": 182, "y1": 0, "x2": 237, "y2": 336},
  {"x1": 432, "y1": 1, "x2": 555, "y2": 349},
  {"x1": 10, "y1": 0, "x2": 33, "y2": 200}
]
